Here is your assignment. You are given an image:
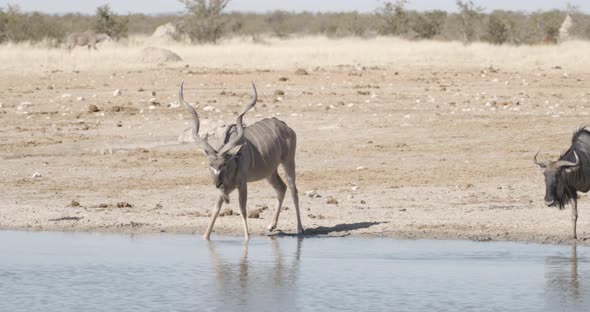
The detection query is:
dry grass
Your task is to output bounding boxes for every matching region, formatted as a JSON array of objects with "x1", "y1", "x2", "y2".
[{"x1": 2, "y1": 36, "x2": 590, "y2": 73}]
